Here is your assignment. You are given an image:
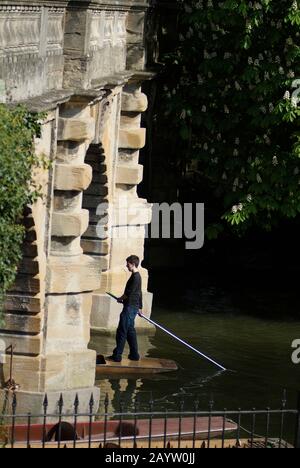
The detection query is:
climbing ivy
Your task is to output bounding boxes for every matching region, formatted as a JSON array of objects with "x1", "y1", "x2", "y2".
[
  {"x1": 161, "y1": 0, "x2": 300, "y2": 237},
  {"x1": 0, "y1": 105, "x2": 44, "y2": 323}
]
